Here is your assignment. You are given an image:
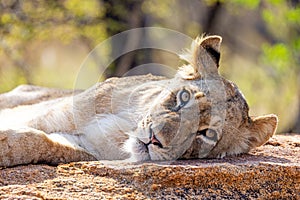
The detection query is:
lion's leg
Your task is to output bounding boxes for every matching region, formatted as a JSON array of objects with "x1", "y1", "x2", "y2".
[{"x1": 0, "y1": 127, "x2": 95, "y2": 167}]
